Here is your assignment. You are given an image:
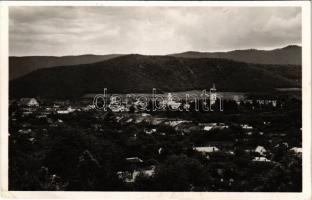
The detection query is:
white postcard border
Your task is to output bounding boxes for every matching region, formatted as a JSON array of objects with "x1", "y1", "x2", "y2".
[{"x1": 0, "y1": 1, "x2": 311, "y2": 200}]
